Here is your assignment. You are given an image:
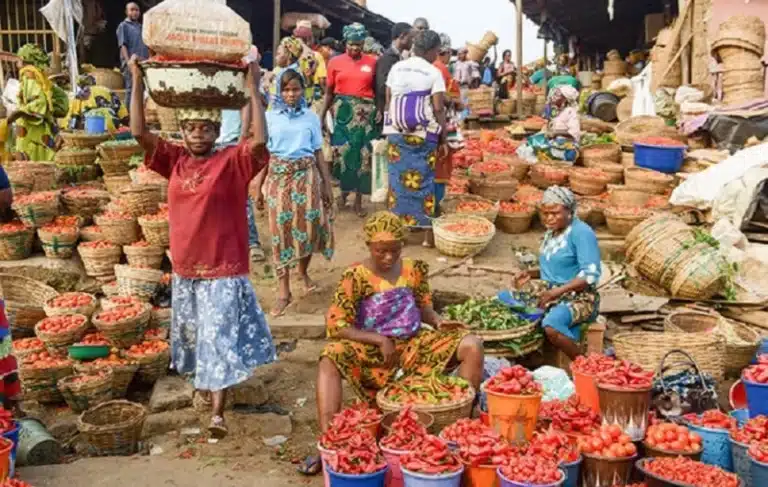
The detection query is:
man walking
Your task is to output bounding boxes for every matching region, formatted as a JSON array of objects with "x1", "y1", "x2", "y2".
[
  {"x1": 374, "y1": 22, "x2": 414, "y2": 120},
  {"x1": 116, "y1": 2, "x2": 149, "y2": 109}
]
